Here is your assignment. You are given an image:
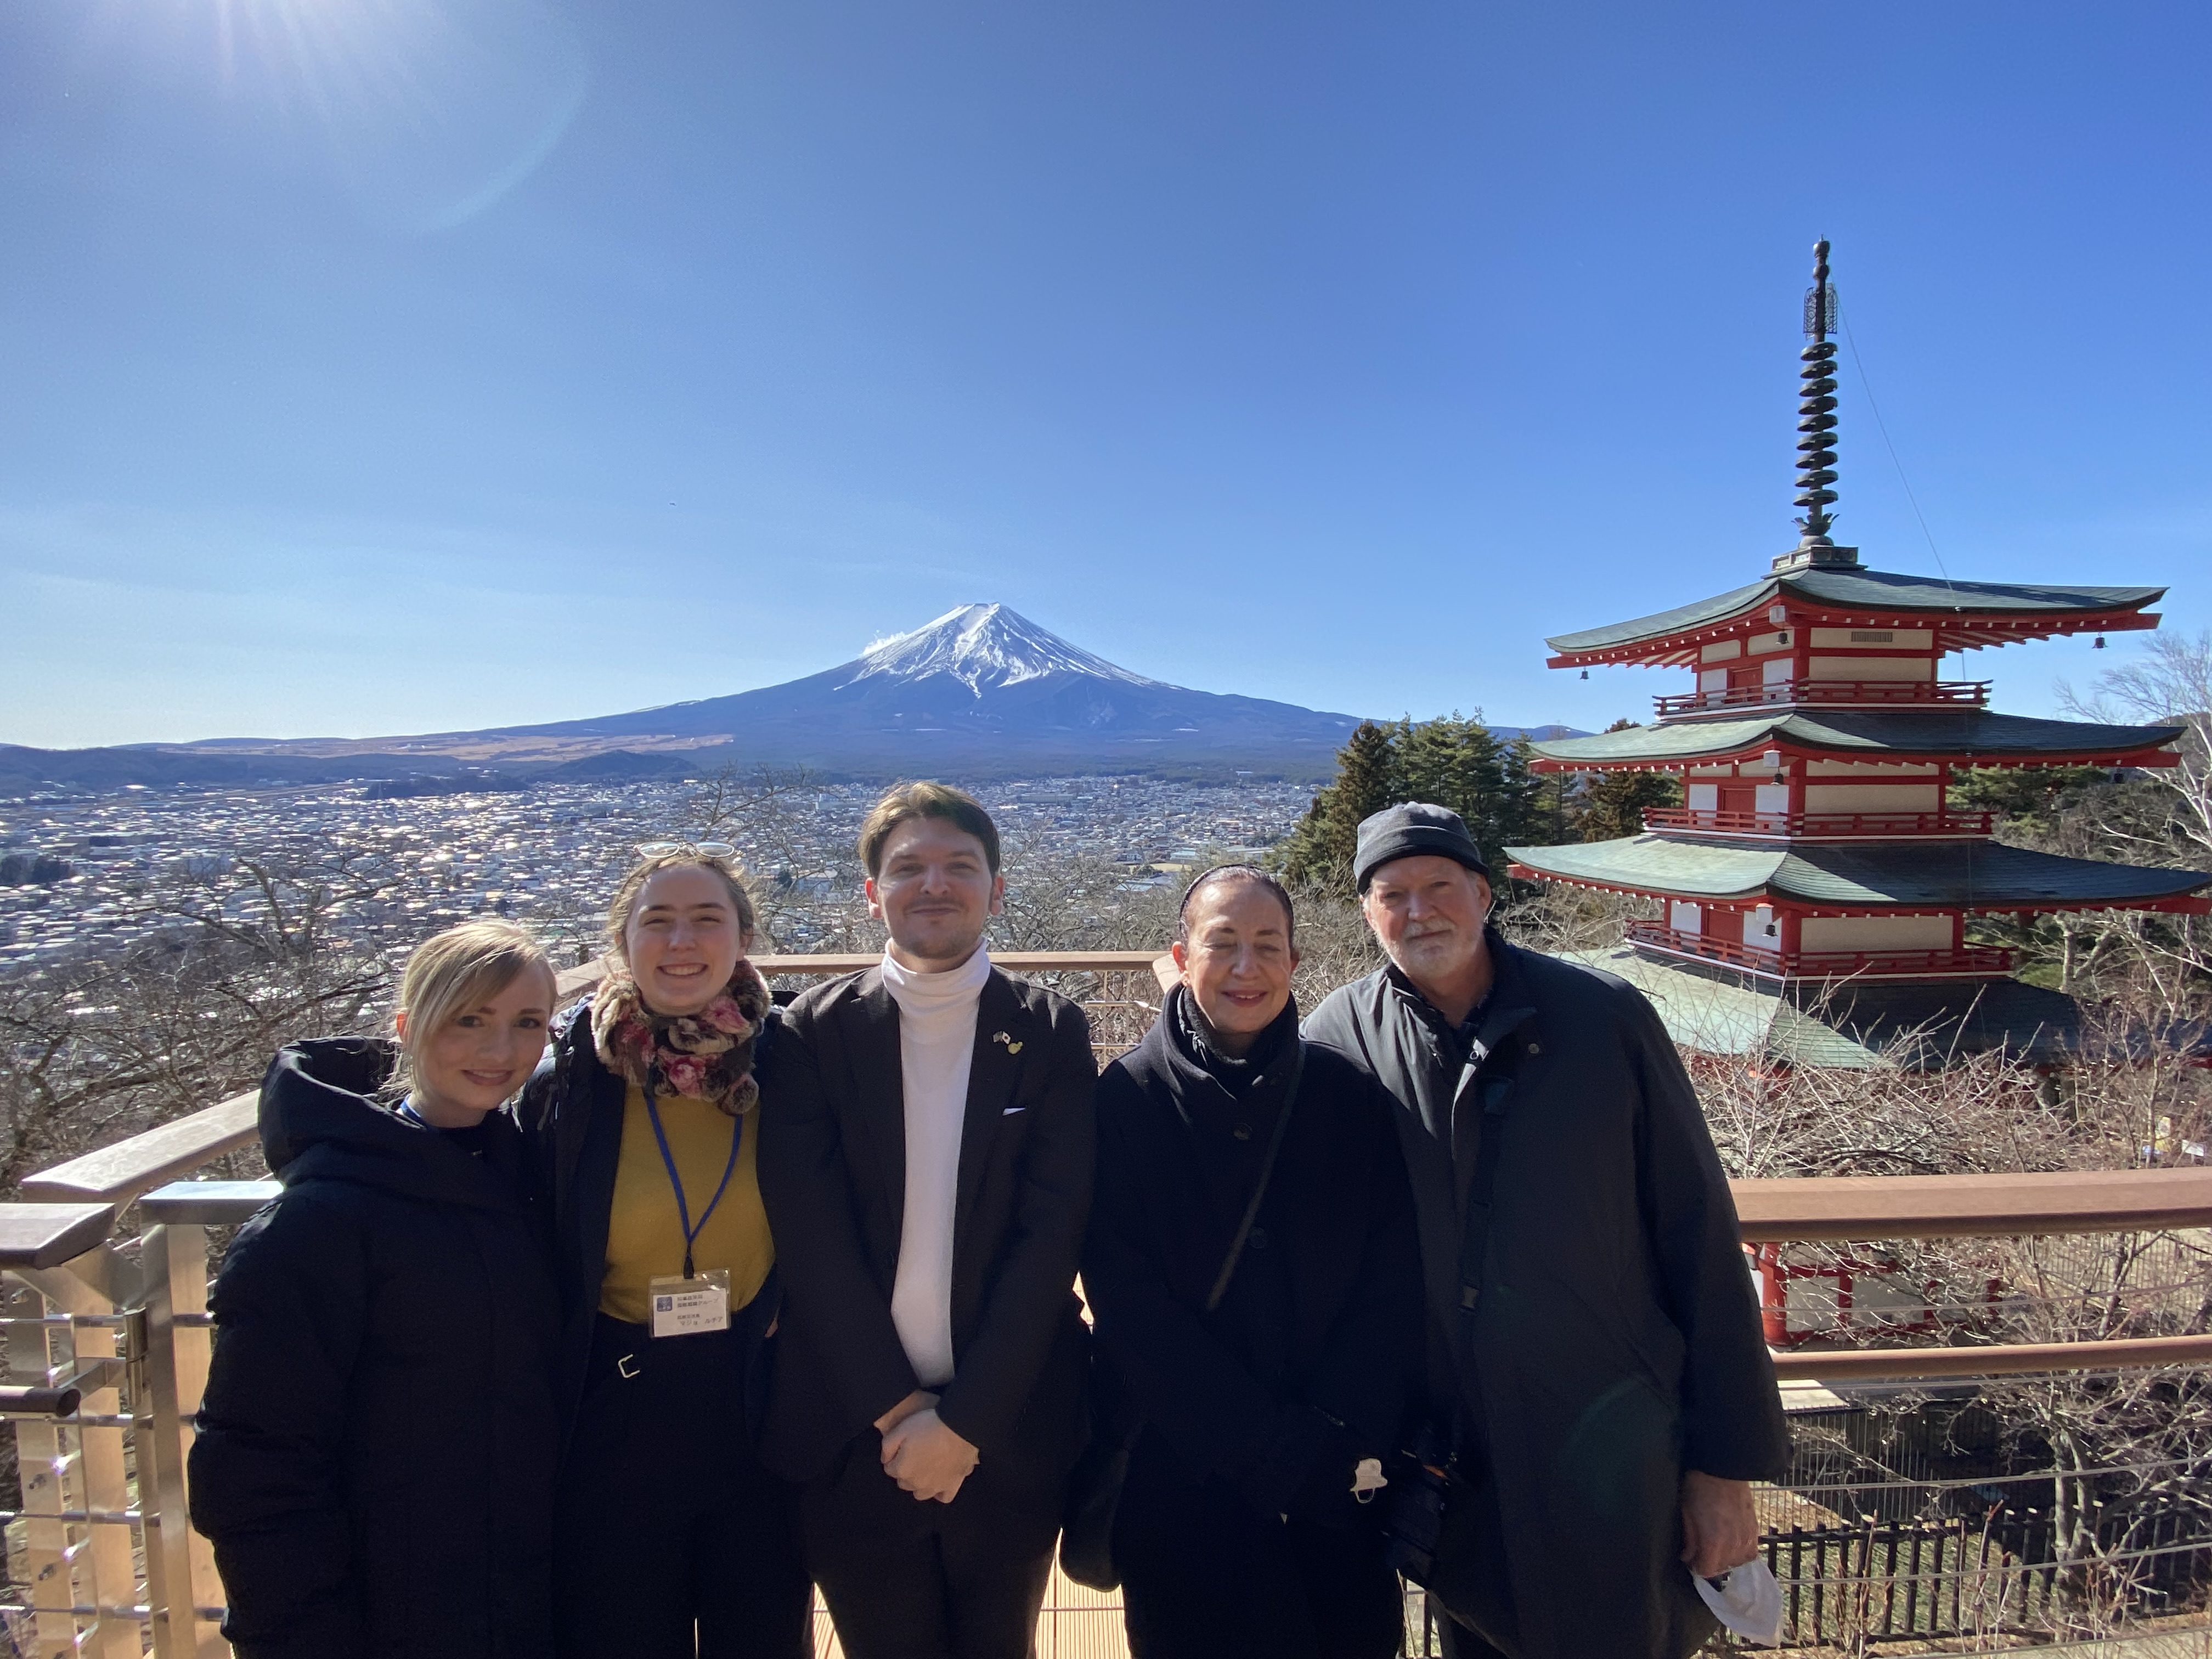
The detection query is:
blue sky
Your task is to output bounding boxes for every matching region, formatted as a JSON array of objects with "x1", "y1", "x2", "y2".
[{"x1": 2, "y1": 0, "x2": 2205, "y2": 749}]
